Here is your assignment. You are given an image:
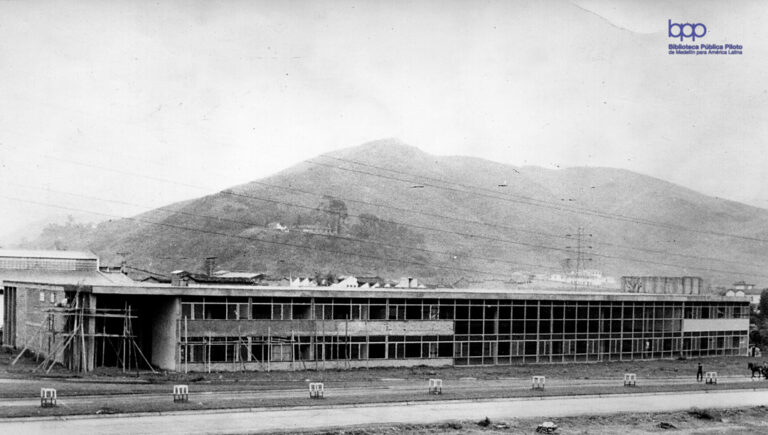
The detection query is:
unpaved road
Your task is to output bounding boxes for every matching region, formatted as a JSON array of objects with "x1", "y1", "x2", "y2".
[
  {"x1": 1, "y1": 389, "x2": 766, "y2": 434},
  {"x1": 0, "y1": 375, "x2": 757, "y2": 408}
]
